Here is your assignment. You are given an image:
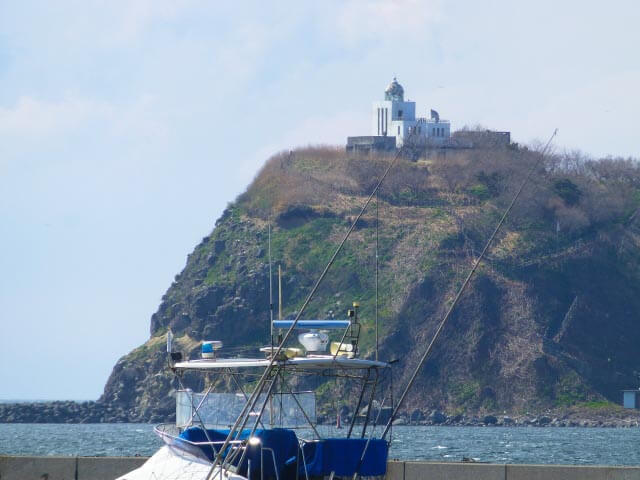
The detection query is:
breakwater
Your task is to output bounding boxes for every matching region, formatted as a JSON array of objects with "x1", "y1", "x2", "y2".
[
  {"x1": 3, "y1": 401, "x2": 640, "y2": 427},
  {"x1": 2, "y1": 456, "x2": 640, "y2": 480},
  {"x1": 0, "y1": 401, "x2": 134, "y2": 423}
]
